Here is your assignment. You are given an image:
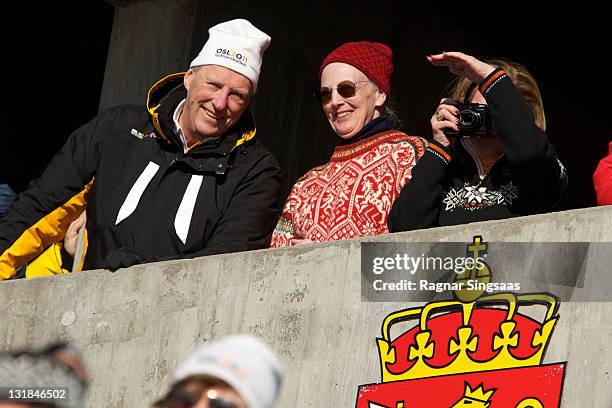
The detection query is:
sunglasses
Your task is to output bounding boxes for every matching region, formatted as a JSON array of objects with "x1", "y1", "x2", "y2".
[
  {"x1": 315, "y1": 80, "x2": 372, "y2": 104},
  {"x1": 157, "y1": 387, "x2": 239, "y2": 408}
]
